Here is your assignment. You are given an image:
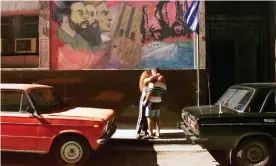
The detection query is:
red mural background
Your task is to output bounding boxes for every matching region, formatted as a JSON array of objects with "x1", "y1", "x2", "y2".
[{"x1": 50, "y1": 1, "x2": 194, "y2": 70}]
